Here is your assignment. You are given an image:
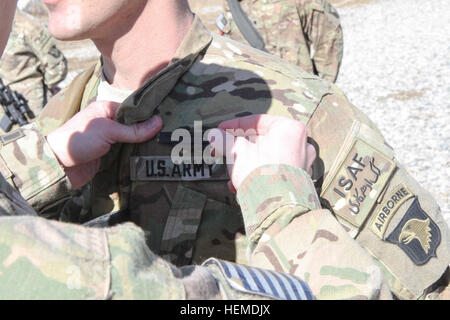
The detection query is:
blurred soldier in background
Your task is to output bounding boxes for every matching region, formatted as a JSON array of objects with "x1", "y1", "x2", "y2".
[
  {"x1": 0, "y1": 8, "x2": 67, "y2": 131},
  {"x1": 189, "y1": 0, "x2": 343, "y2": 82},
  {"x1": 18, "y1": 0, "x2": 49, "y2": 17}
]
